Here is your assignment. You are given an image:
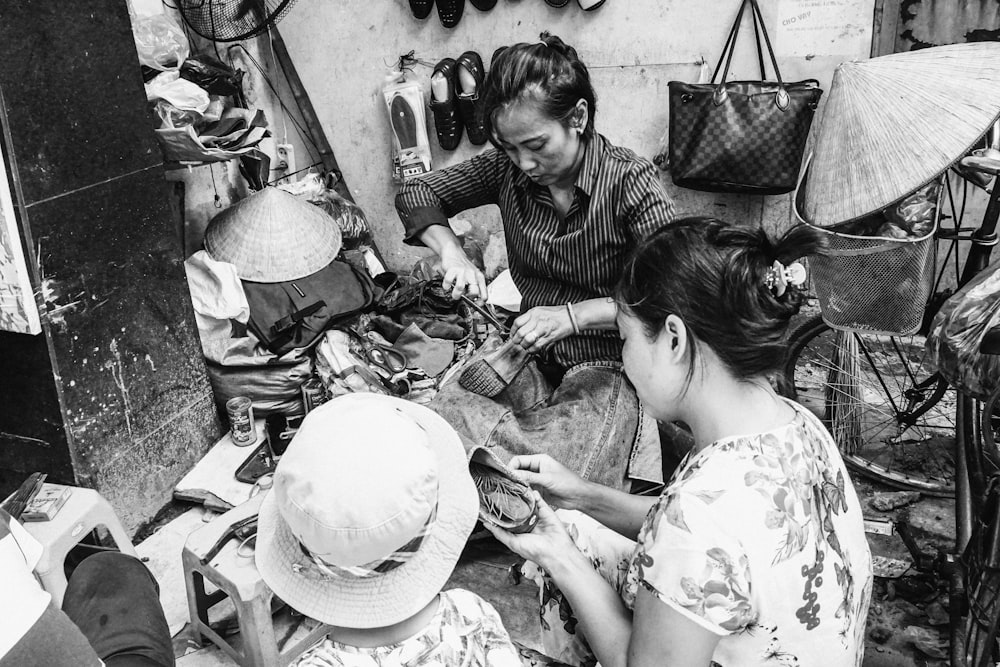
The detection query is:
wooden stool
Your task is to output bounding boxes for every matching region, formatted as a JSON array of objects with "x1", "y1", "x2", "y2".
[
  {"x1": 23, "y1": 485, "x2": 137, "y2": 608},
  {"x1": 182, "y1": 494, "x2": 330, "y2": 667}
]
